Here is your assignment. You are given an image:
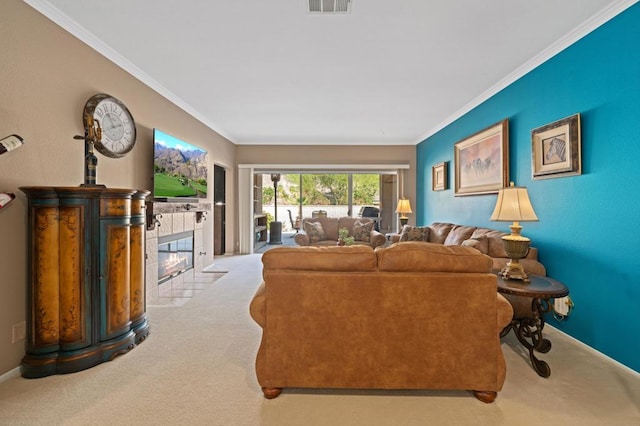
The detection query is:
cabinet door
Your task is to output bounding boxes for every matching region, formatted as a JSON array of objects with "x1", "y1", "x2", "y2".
[
  {"x1": 129, "y1": 196, "x2": 146, "y2": 327},
  {"x1": 99, "y1": 198, "x2": 131, "y2": 341},
  {"x1": 28, "y1": 202, "x2": 60, "y2": 352},
  {"x1": 57, "y1": 197, "x2": 93, "y2": 351}
]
